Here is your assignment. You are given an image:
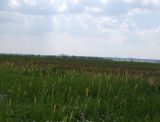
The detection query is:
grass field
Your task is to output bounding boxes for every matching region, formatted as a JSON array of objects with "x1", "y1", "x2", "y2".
[{"x1": 0, "y1": 55, "x2": 160, "y2": 122}]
